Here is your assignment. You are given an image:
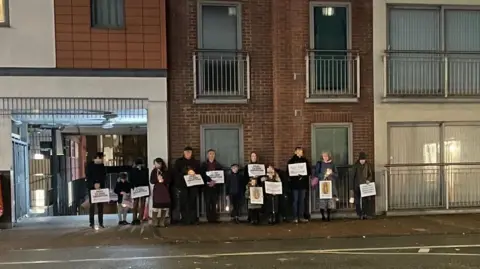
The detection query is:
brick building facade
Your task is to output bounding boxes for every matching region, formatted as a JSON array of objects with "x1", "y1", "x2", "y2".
[{"x1": 167, "y1": 0, "x2": 374, "y2": 167}]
